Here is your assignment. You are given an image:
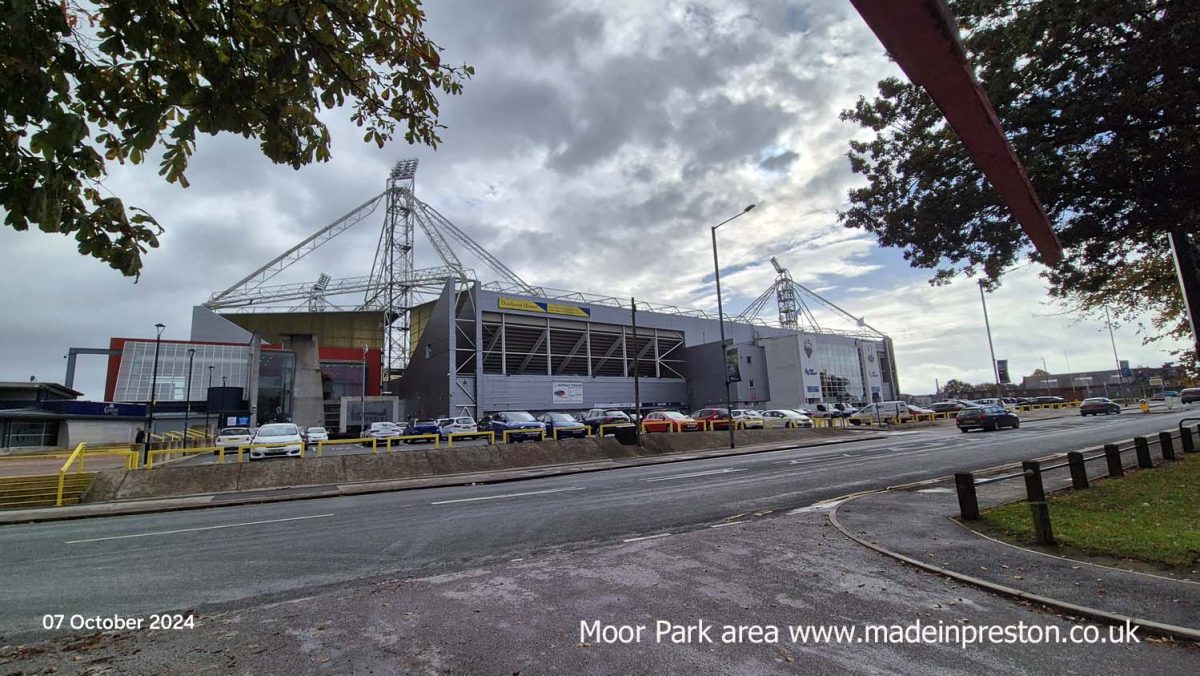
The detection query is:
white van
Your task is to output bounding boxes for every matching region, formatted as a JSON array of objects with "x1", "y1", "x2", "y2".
[{"x1": 848, "y1": 401, "x2": 911, "y2": 425}]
